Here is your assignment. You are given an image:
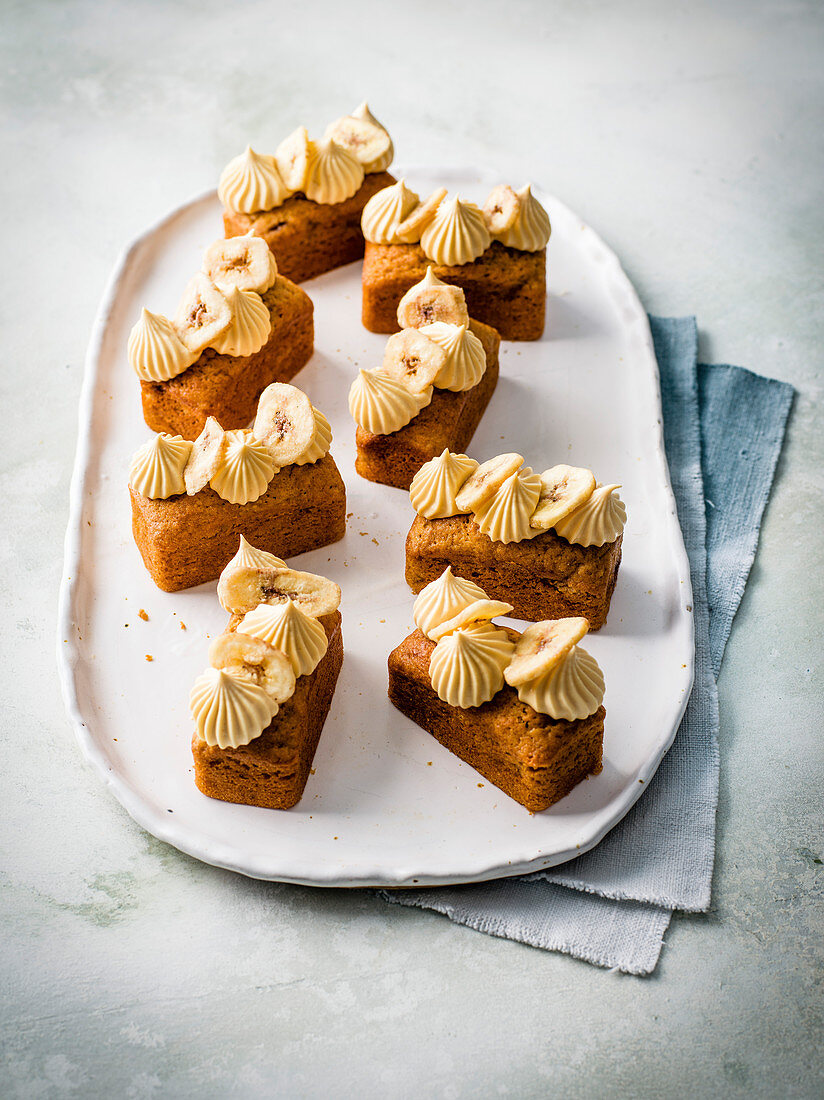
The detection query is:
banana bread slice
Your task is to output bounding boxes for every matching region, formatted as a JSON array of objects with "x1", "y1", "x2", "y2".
[
  {"x1": 140, "y1": 275, "x2": 314, "y2": 440},
  {"x1": 388, "y1": 628, "x2": 604, "y2": 812},
  {"x1": 192, "y1": 611, "x2": 343, "y2": 810},
  {"x1": 354, "y1": 319, "x2": 501, "y2": 491},
  {"x1": 131, "y1": 454, "x2": 346, "y2": 593}
]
